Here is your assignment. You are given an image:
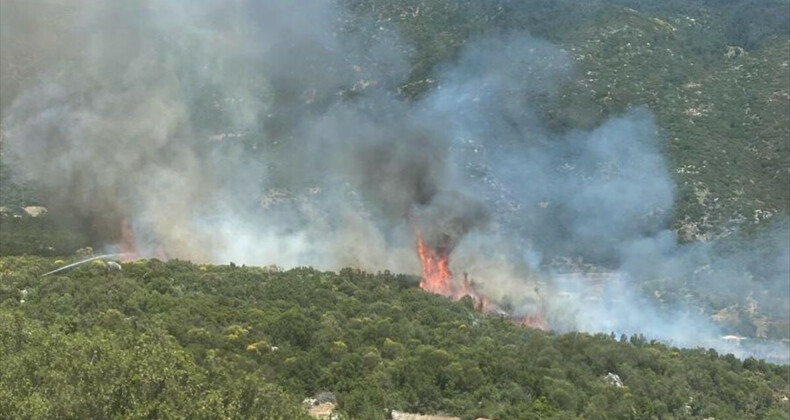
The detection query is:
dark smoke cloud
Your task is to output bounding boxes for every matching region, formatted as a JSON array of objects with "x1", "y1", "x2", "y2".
[{"x1": 2, "y1": 0, "x2": 787, "y2": 360}]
